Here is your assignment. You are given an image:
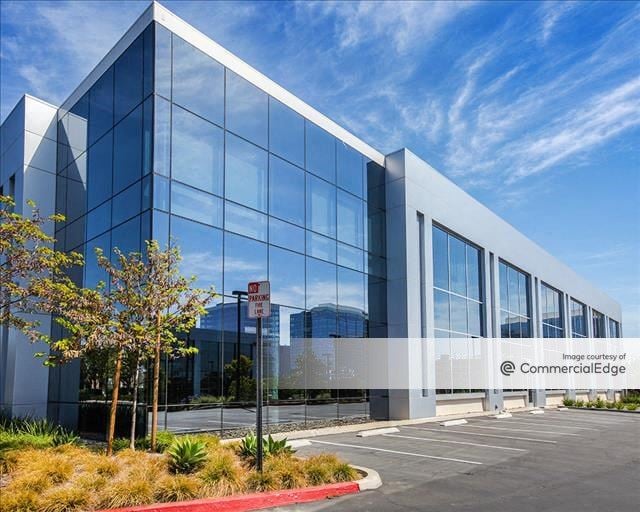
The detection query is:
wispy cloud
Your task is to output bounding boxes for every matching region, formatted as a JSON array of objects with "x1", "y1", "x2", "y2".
[{"x1": 539, "y1": 1, "x2": 578, "y2": 44}]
